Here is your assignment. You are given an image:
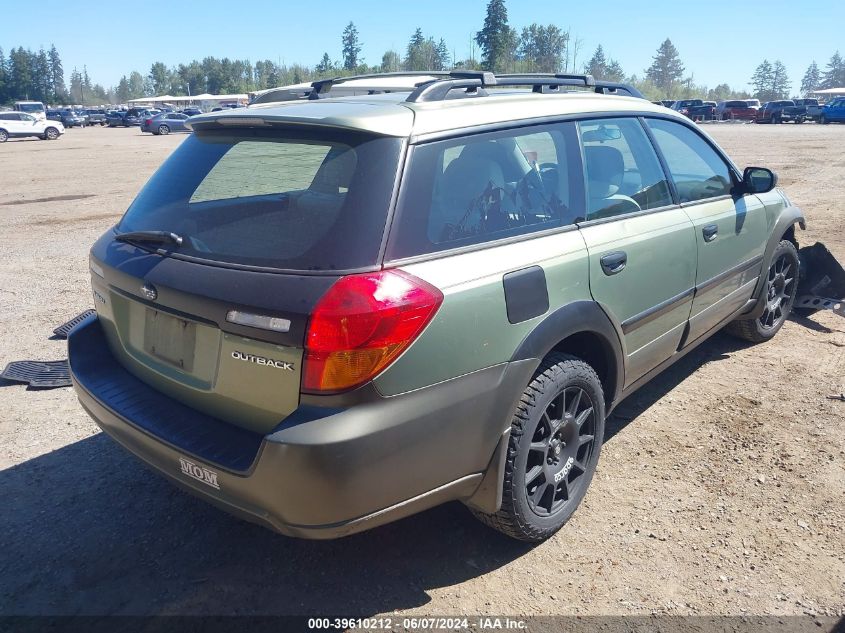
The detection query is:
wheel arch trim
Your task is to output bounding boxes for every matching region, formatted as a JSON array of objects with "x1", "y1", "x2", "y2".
[
  {"x1": 743, "y1": 205, "x2": 805, "y2": 320},
  {"x1": 509, "y1": 300, "x2": 625, "y2": 409}
]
